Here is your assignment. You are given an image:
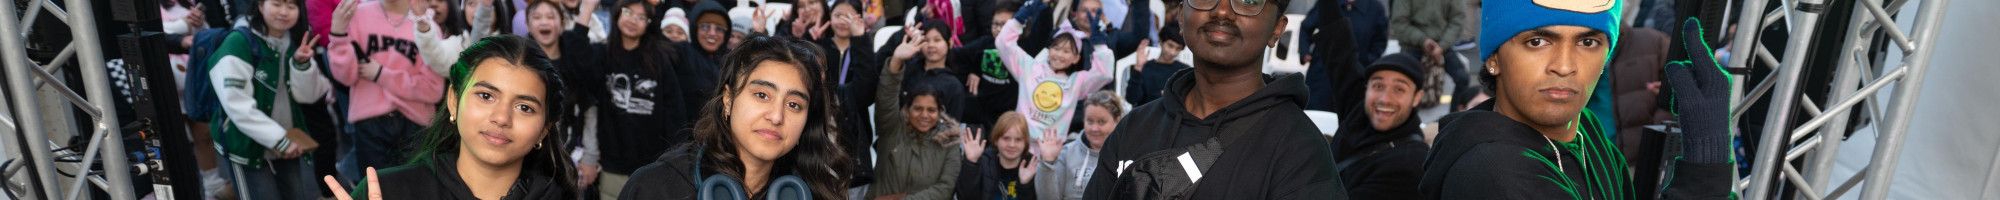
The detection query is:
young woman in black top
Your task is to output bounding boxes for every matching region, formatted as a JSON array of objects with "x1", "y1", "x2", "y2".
[
  {"x1": 323, "y1": 35, "x2": 576, "y2": 200},
  {"x1": 619, "y1": 35, "x2": 853, "y2": 200}
]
